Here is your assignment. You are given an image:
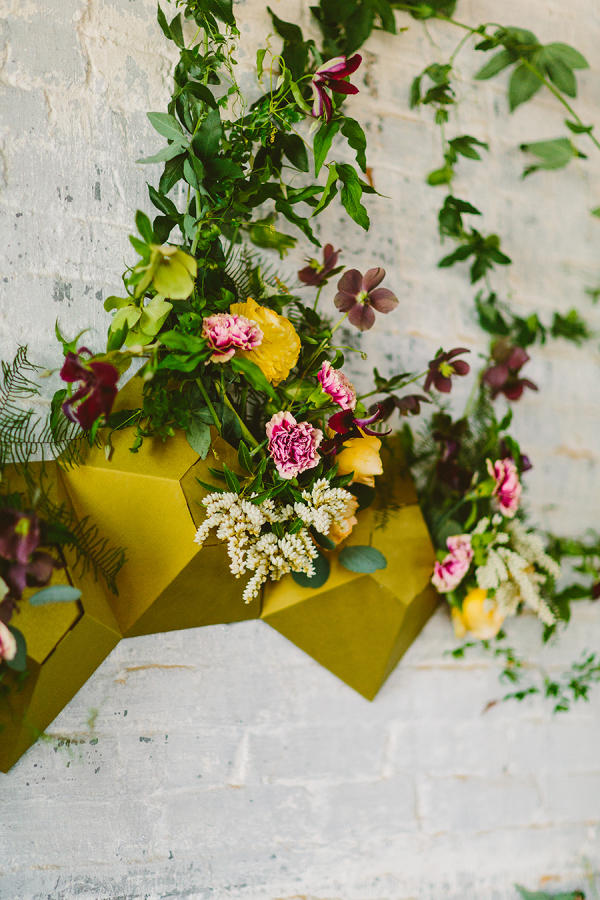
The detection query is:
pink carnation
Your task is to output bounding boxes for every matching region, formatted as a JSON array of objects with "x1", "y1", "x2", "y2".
[
  {"x1": 446, "y1": 534, "x2": 473, "y2": 563},
  {"x1": 317, "y1": 361, "x2": 357, "y2": 411},
  {"x1": 431, "y1": 533, "x2": 473, "y2": 594},
  {"x1": 487, "y1": 457, "x2": 521, "y2": 518},
  {"x1": 0, "y1": 621, "x2": 16, "y2": 662},
  {"x1": 202, "y1": 313, "x2": 263, "y2": 363},
  {"x1": 266, "y1": 411, "x2": 323, "y2": 480}
]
